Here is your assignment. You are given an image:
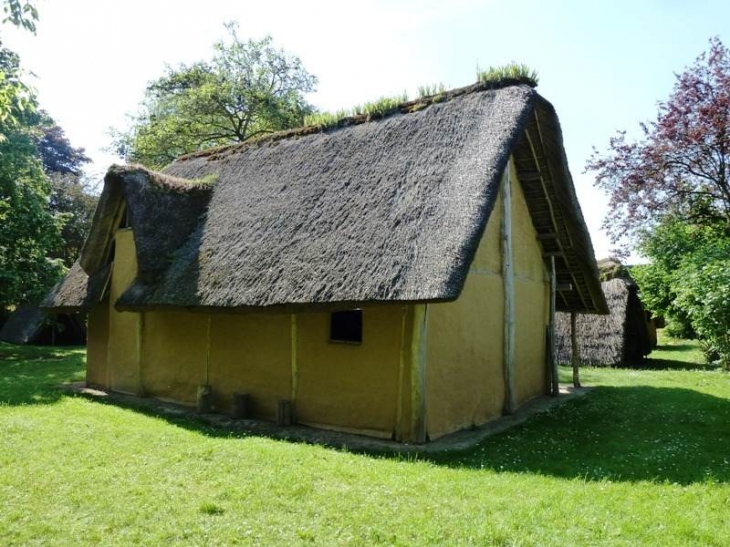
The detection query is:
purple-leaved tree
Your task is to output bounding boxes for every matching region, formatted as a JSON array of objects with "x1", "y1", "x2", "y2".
[{"x1": 587, "y1": 37, "x2": 730, "y2": 252}]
